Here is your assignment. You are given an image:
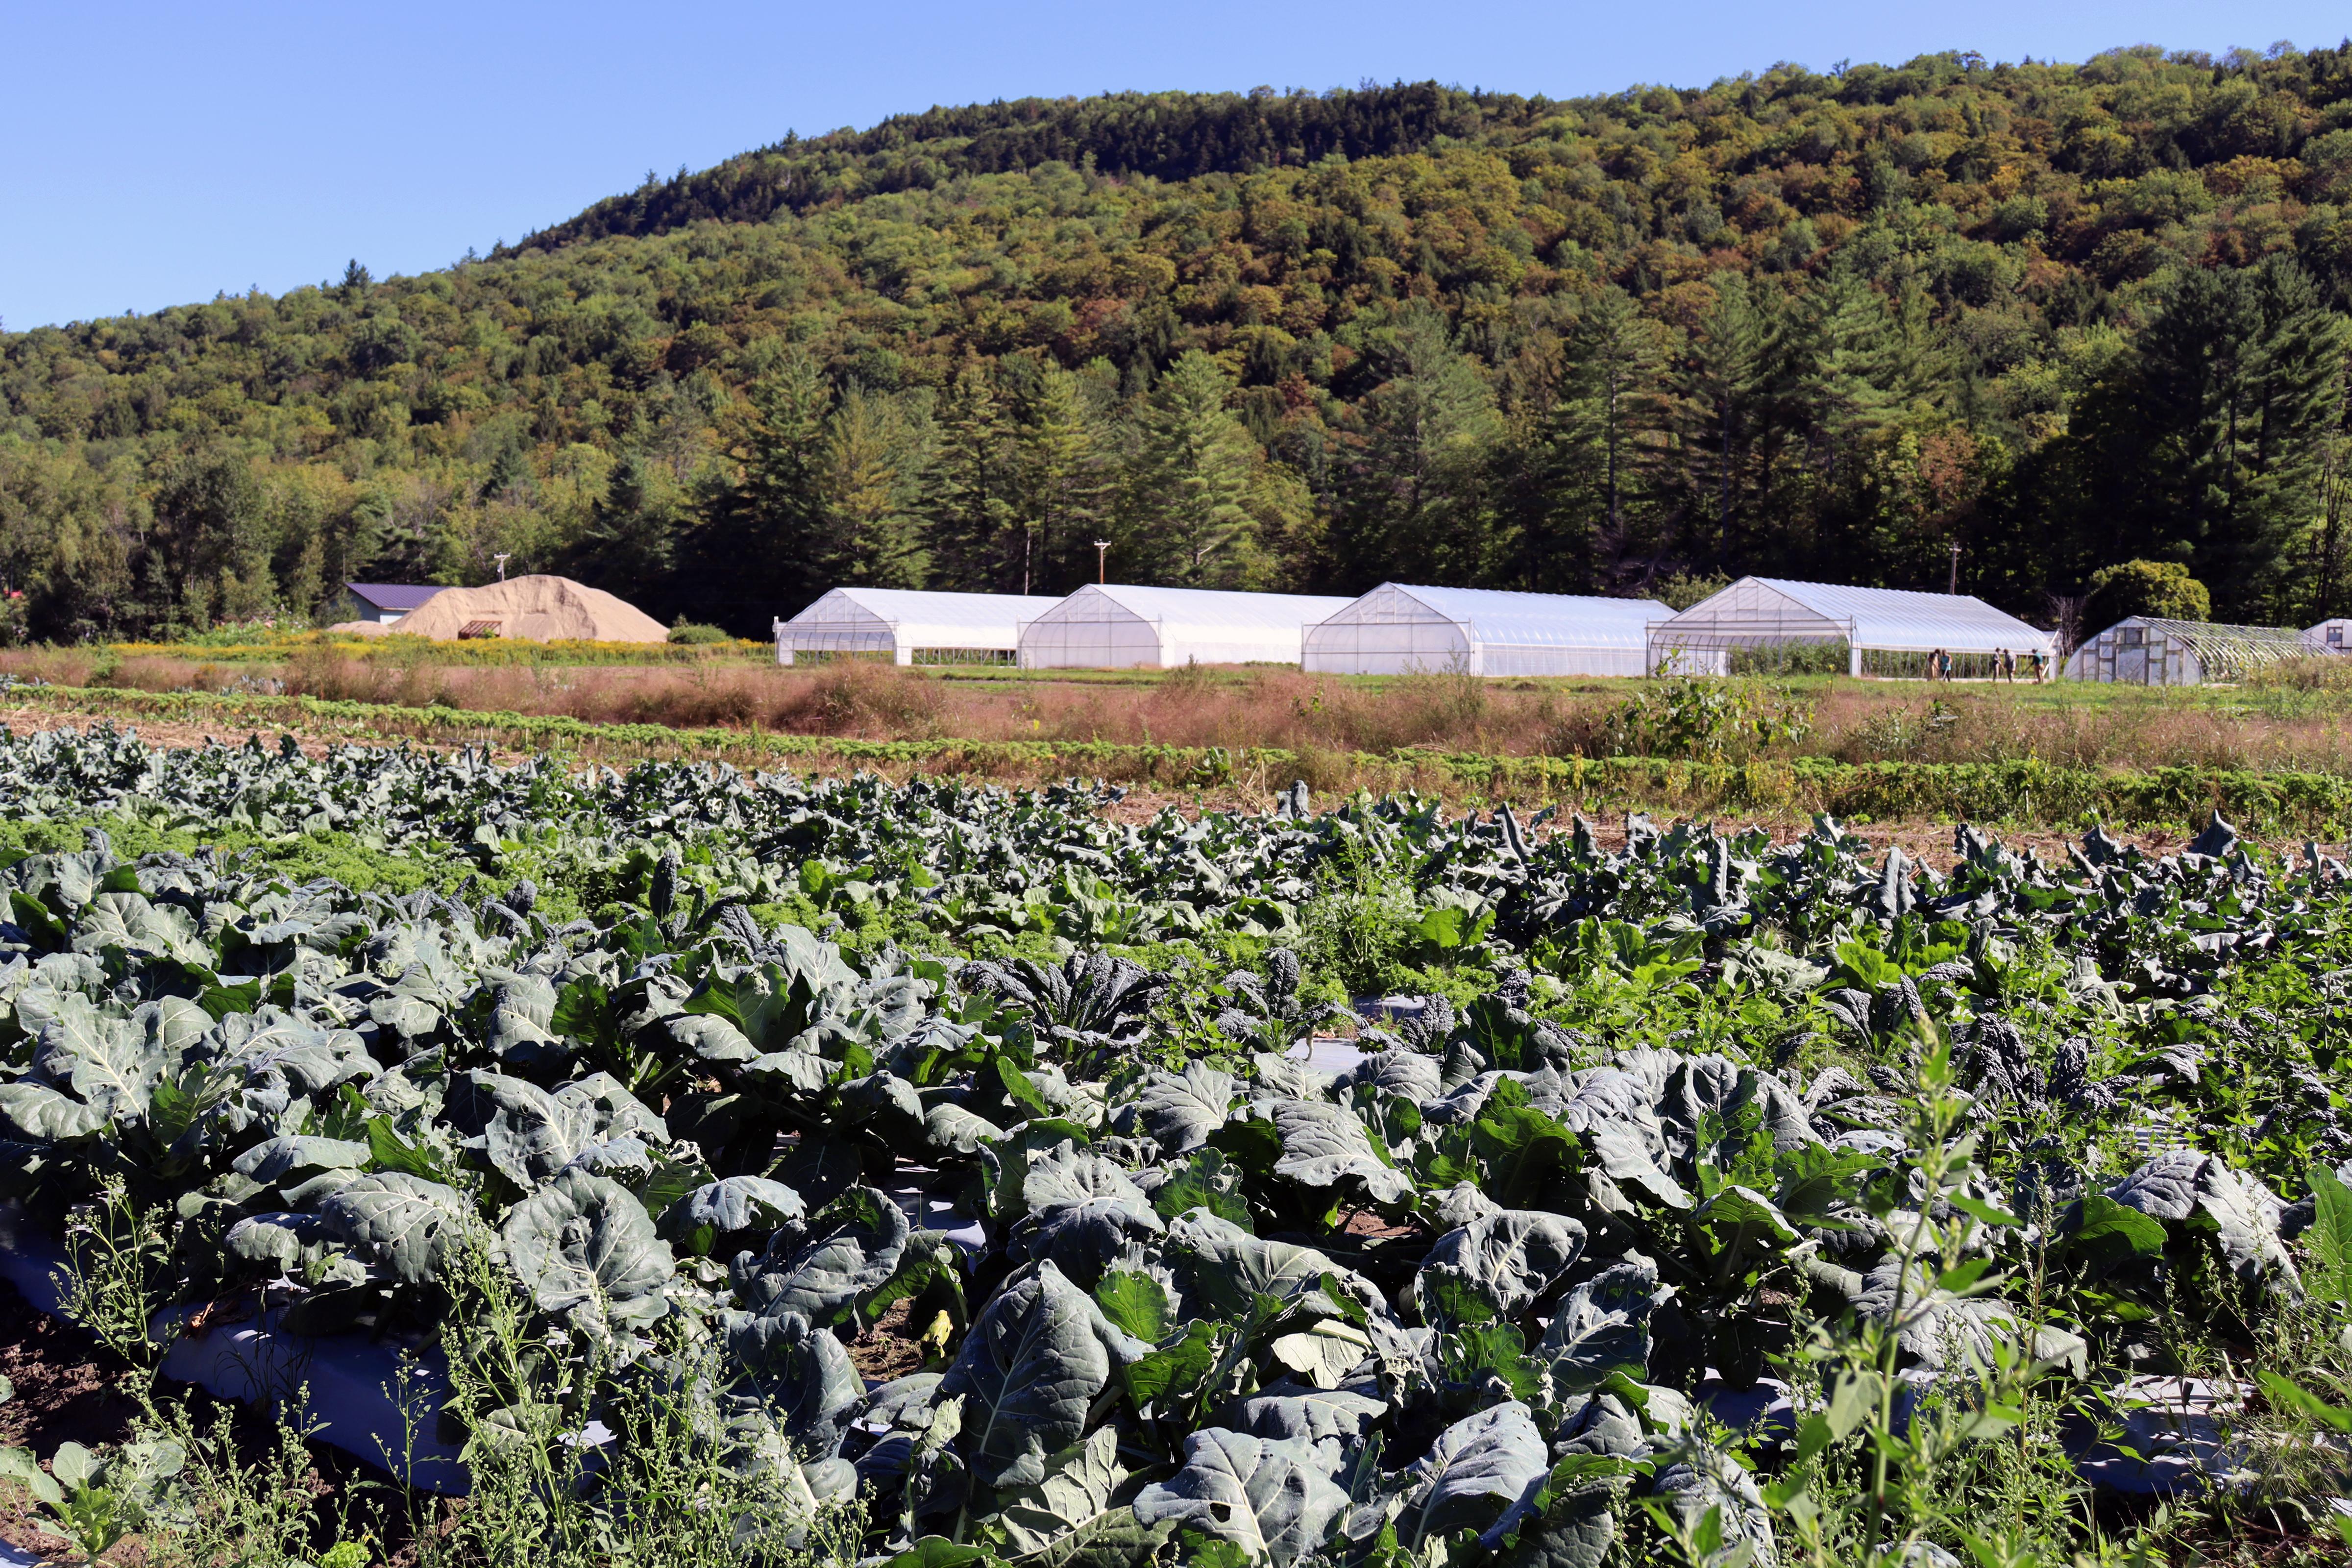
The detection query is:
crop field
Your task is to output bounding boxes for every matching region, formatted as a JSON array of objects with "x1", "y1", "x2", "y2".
[
  {"x1": 15, "y1": 647, "x2": 2352, "y2": 838},
  {"x1": 0, "y1": 721, "x2": 2344, "y2": 1565}
]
